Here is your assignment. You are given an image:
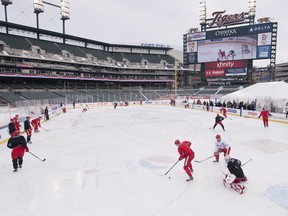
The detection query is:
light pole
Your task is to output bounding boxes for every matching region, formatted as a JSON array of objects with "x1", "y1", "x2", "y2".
[
  {"x1": 248, "y1": 0, "x2": 256, "y2": 24},
  {"x1": 33, "y1": 0, "x2": 44, "y2": 39},
  {"x1": 1, "y1": 0, "x2": 12, "y2": 34},
  {"x1": 60, "y1": 0, "x2": 70, "y2": 44},
  {"x1": 199, "y1": 1, "x2": 206, "y2": 32}
]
